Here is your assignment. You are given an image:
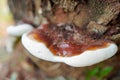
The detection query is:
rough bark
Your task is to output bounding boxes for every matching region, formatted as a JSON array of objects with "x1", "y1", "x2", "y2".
[{"x1": 7, "y1": 0, "x2": 120, "y2": 79}]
